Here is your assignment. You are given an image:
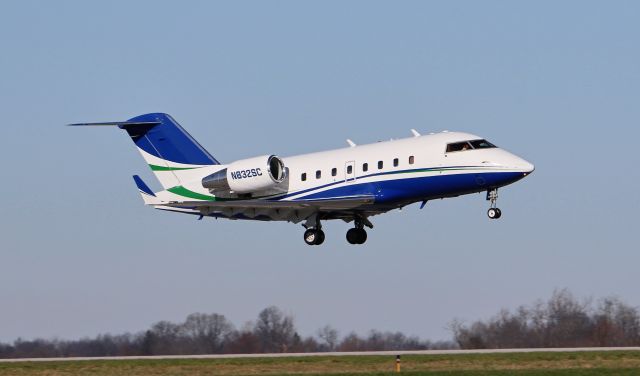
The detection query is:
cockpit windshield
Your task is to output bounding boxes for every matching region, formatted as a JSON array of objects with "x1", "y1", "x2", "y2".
[
  {"x1": 446, "y1": 139, "x2": 496, "y2": 153},
  {"x1": 469, "y1": 139, "x2": 496, "y2": 149}
]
